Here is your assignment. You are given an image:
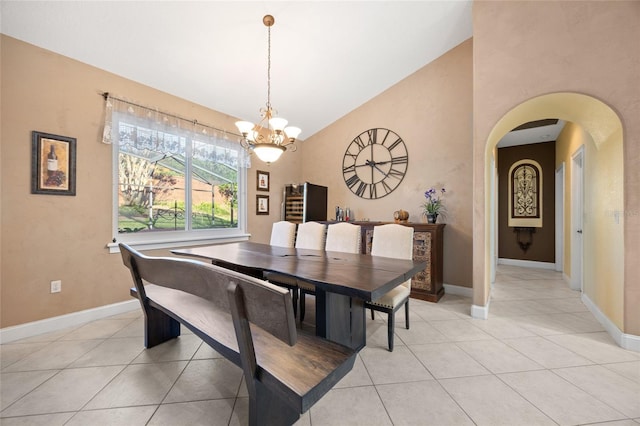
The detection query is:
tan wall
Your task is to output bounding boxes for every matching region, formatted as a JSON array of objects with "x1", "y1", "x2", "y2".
[
  {"x1": 473, "y1": 1, "x2": 639, "y2": 334},
  {"x1": 0, "y1": 35, "x2": 301, "y2": 327},
  {"x1": 301, "y1": 39, "x2": 474, "y2": 288}
]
